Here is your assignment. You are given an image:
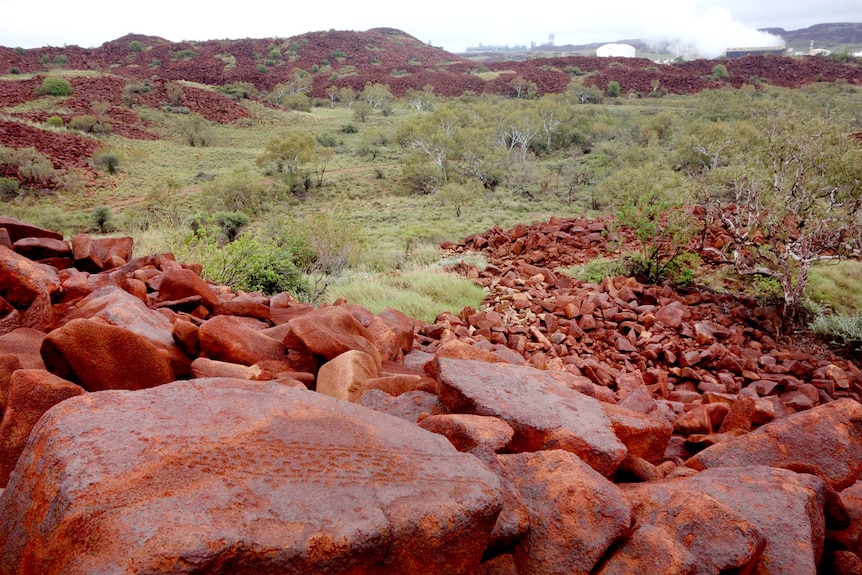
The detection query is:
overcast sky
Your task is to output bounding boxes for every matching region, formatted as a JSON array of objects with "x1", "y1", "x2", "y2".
[{"x1": 1, "y1": 0, "x2": 859, "y2": 58}]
